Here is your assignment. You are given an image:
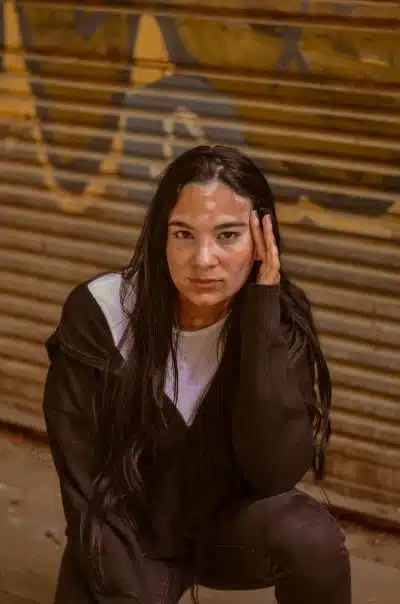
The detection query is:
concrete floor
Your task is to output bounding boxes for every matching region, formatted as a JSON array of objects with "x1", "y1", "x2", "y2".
[{"x1": 1, "y1": 431, "x2": 399, "y2": 604}]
